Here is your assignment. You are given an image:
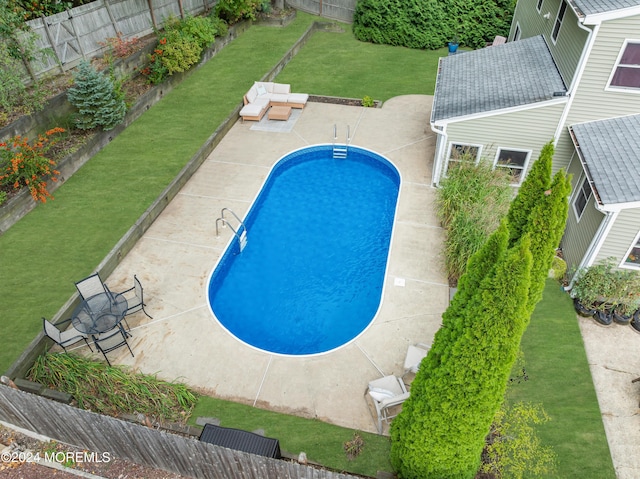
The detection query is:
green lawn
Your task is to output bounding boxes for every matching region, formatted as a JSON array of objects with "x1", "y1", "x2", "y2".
[
  {"x1": 190, "y1": 396, "x2": 392, "y2": 477},
  {"x1": 507, "y1": 280, "x2": 616, "y2": 478},
  {"x1": 276, "y1": 25, "x2": 444, "y2": 100},
  {"x1": 0, "y1": 12, "x2": 616, "y2": 479}
]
